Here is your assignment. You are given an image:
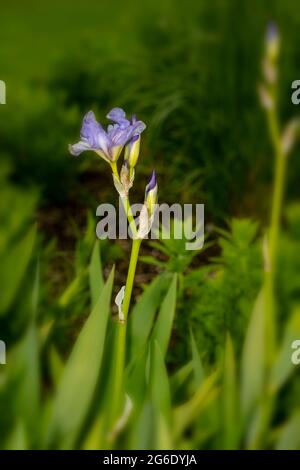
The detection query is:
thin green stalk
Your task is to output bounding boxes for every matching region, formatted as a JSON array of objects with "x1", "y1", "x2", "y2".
[
  {"x1": 268, "y1": 109, "x2": 286, "y2": 271},
  {"x1": 108, "y1": 232, "x2": 142, "y2": 435},
  {"x1": 122, "y1": 238, "x2": 142, "y2": 320},
  {"x1": 264, "y1": 109, "x2": 281, "y2": 364},
  {"x1": 264, "y1": 107, "x2": 287, "y2": 362},
  {"x1": 255, "y1": 107, "x2": 287, "y2": 449},
  {"x1": 108, "y1": 161, "x2": 142, "y2": 437},
  {"x1": 110, "y1": 161, "x2": 118, "y2": 177},
  {"x1": 122, "y1": 196, "x2": 138, "y2": 239}
]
